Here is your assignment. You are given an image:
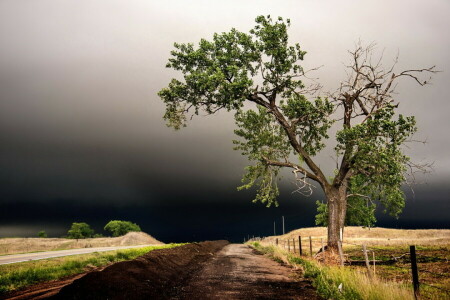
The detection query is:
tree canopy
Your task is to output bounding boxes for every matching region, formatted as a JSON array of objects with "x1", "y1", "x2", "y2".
[
  {"x1": 158, "y1": 15, "x2": 435, "y2": 246},
  {"x1": 104, "y1": 220, "x2": 141, "y2": 237},
  {"x1": 67, "y1": 222, "x2": 94, "y2": 239}
]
